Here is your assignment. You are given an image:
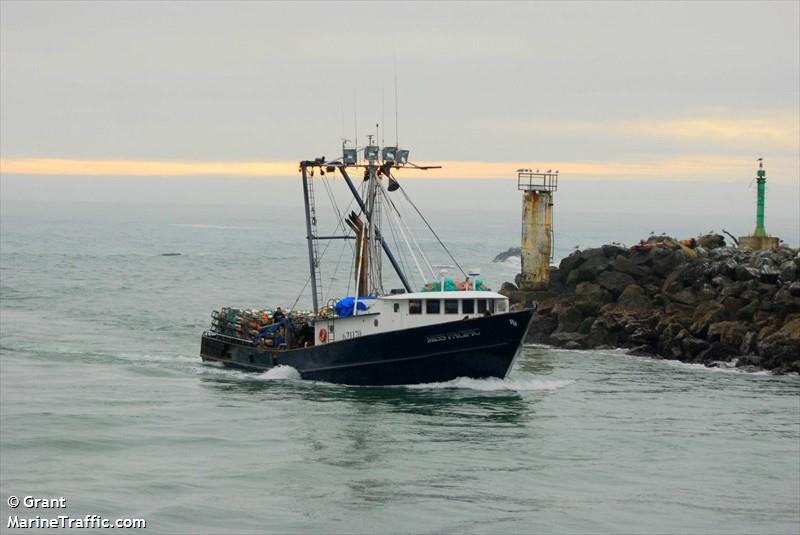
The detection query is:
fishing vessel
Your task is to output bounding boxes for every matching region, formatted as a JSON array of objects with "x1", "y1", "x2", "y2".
[{"x1": 200, "y1": 140, "x2": 534, "y2": 385}]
